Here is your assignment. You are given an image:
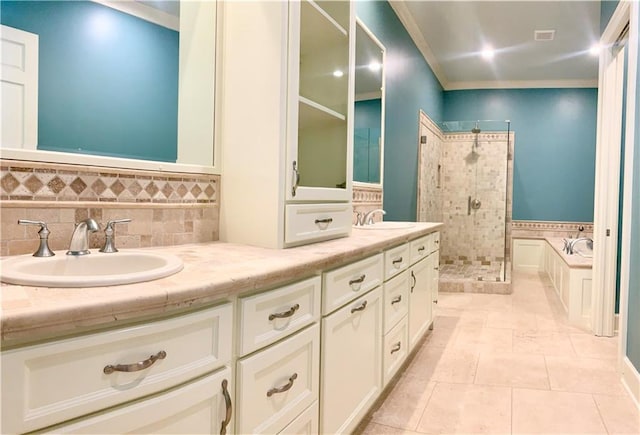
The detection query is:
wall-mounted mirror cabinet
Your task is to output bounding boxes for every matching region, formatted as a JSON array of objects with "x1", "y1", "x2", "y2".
[
  {"x1": 0, "y1": 0, "x2": 218, "y2": 174},
  {"x1": 353, "y1": 18, "x2": 385, "y2": 187}
]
